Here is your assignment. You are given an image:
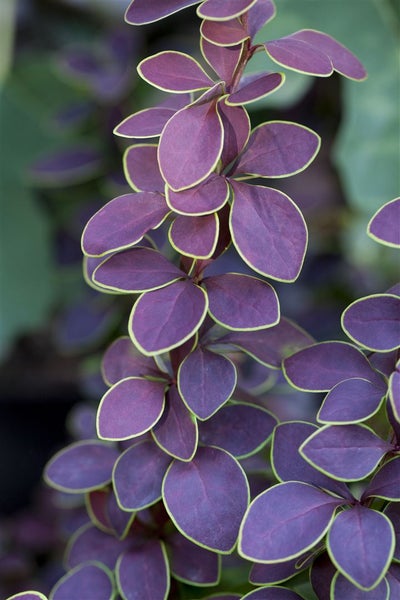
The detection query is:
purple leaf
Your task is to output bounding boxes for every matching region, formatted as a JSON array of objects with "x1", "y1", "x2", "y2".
[
  {"x1": 242, "y1": 588, "x2": 305, "y2": 600},
  {"x1": 97, "y1": 377, "x2": 166, "y2": 440},
  {"x1": 29, "y1": 146, "x2": 102, "y2": 186},
  {"x1": 166, "y1": 173, "x2": 229, "y2": 216},
  {"x1": 82, "y1": 193, "x2": 169, "y2": 257},
  {"x1": 265, "y1": 28, "x2": 366, "y2": 80},
  {"x1": 389, "y1": 369, "x2": 400, "y2": 423},
  {"x1": 230, "y1": 181, "x2": 307, "y2": 281},
  {"x1": 300, "y1": 424, "x2": 391, "y2": 481},
  {"x1": 250, "y1": 554, "x2": 311, "y2": 585},
  {"x1": 310, "y1": 552, "x2": 337, "y2": 600},
  {"x1": 93, "y1": 247, "x2": 184, "y2": 293},
  {"x1": 272, "y1": 421, "x2": 353, "y2": 498},
  {"x1": 114, "y1": 106, "x2": 181, "y2": 139},
  {"x1": 66, "y1": 523, "x2": 131, "y2": 569},
  {"x1": 342, "y1": 294, "x2": 400, "y2": 352},
  {"x1": 328, "y1": 506, "x2": 394, "y2": 590},
  {"x1": 101, "y1": 336, "x2": 160, "y2": 386},
  {"x1": 116, "y1": 541, "x2": 170, "y2": 599},
  {"x1": 283, "y1": 341, "x2": 381, "y2": 391},
  {"x1": 113, "y1": 439, "x2": 172, "y2": 510},
  {"x1": 384, "y1": 502, "x2": 400, "y2": 561},
  {"x1": 169, "y1": 213, "x2": 218, "y2": 258},
  {"x1": 239, "y1": 481, "x2": 342, "y2": 562},
  {"x1": 125, "y1": 0, "x2": 200, "y2": 25},
  {"x1": 318, "y1": 377, "x2": 387, "y2": 424},
  {"x1": 124, "y1": 144, "x2": 165, "y2": 192},
  {"x1": 138, "y1": 51, "x2": 214, "y2": 93},
  {"x1": 152, "y1": 384, "x2": 198, "y2": 461},
  {"x1": 368, "y1": 197, "x2": 400, "y2": 247},
  {"x1": 234, "y1": 121, "x2": 320, "y2": 178},
  {"x1": 363, "y1": 457, "x2": 400, "y2": 501},
  {"x1": 199, "y1": 402, "x2": 276, "y2": 458},
  {"x1": 106, "y1": 489, "x2": 135, "y2": 540},
  {"x1": 201, "y1": 17, "x2": 250, "y2": 46},
  {"x1": 331, "y1": 572, "x2": 389, "y2": 599},
  {"x1": 200, "y1": 38, "x2": 242, "y2": 82},
  {"x1": 167, "y1": 529, "x2": 220, "y2": 585},
  {"x1": 6, "y1": 593, "x2": 47, "y2": 600},
  {"x1": 44, "y1": 441, "x2": 119, "y2": 493},
  {"x1": 158, "y1": 98, "x2": 223, "y2": 191},
  {"x1": 86, "y1": 489, "x2": 112, "y2": 534},
  {"x1": 388, "y1": 566, "x2": 400, "y2": 599},
  {"x1": 218, "y1": 317, "x2": 314, "y2": 367},
  {"x1": 198, "y1": 0, "x2": 258, "y2": 20},
  {"x1": 130, "y1": 280, "x2": 208, "y2": 355},
  {"x1": 51, "y1": 562, "x2": 114, "y2": 600},
  {"x1": 204, "y1": 273, "x2": 279, "y2": 330},
  {"x1": 227, "y1": 72, "x2": 284, "y2": 105},
  {"x1": 178, "y1": 345, "x2": 237, "y2": 419},
  {"x1": 163, "y1": 446, "x2": 249, "y2": 552},
  {"x1": 217, "y1": 101, "x2": 250, "y2": 169},
  {"x1": 247, "y1": 0, "x2": 276, "y2": 38}
]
